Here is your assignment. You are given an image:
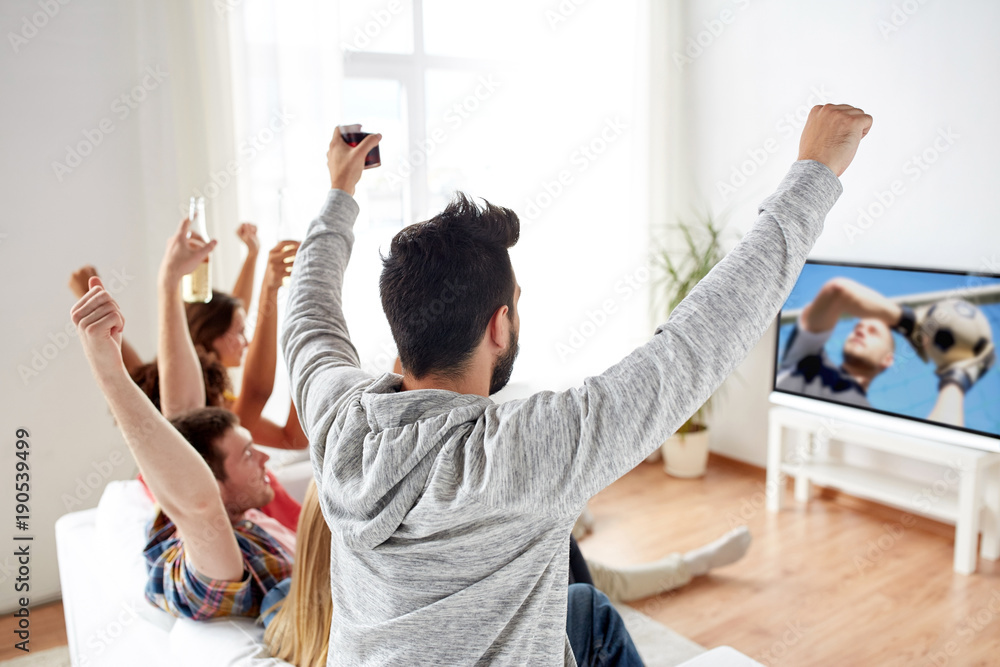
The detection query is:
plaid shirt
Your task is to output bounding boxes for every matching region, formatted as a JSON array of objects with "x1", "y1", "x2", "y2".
[{"x1": 143, "y1": 510, "x2": 293, "y2": 620}]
